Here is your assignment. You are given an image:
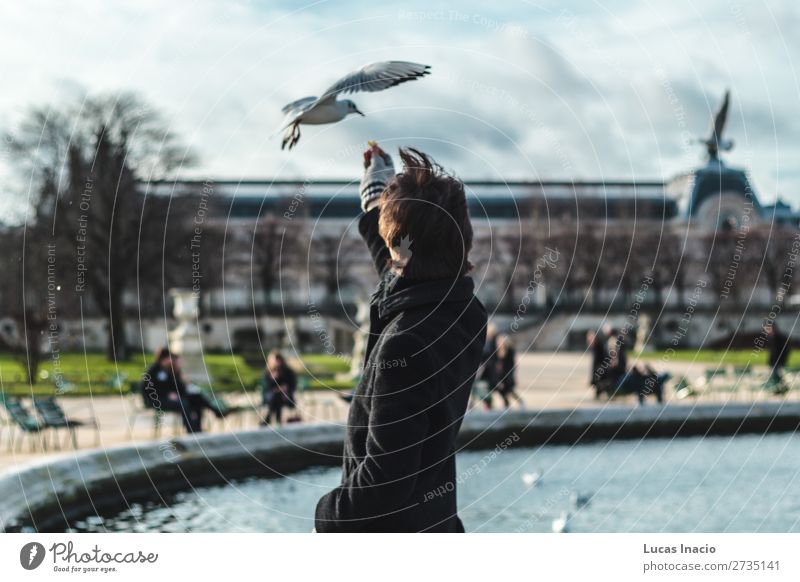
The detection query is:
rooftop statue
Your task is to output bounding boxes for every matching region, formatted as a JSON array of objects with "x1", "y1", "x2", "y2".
[{"x1": 701, "y1": 90, "x2": 734, "y2": 161}]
